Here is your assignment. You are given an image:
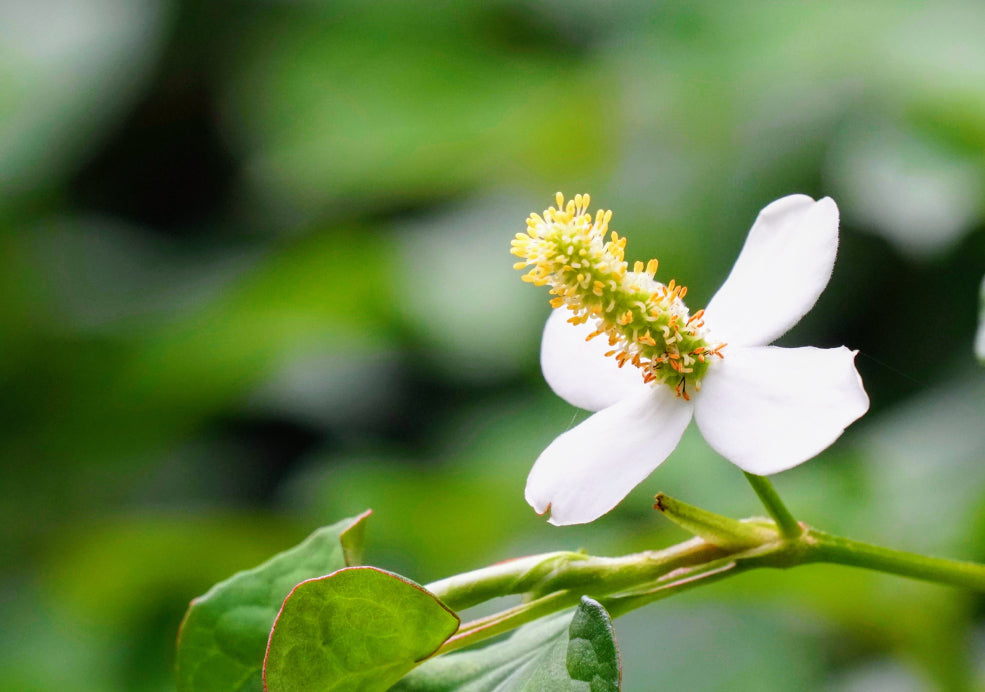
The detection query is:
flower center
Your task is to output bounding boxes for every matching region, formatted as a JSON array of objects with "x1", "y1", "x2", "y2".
[{"x1": 512, "y1": 193, "x2": 725, "y2": 400}]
